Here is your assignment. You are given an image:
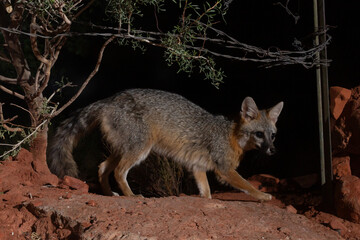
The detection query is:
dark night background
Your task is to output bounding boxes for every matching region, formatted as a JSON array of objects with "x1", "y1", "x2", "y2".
[{"x1": 2, "y1": 1, "x2": 360, "y2": 180}]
